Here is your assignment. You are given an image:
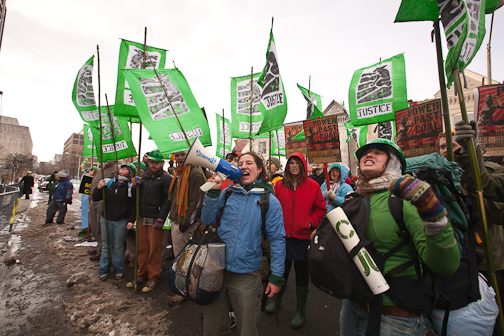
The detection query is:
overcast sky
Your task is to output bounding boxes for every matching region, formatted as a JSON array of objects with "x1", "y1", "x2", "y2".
[{"x1": 0, "y1": 0, "x2": 502, "y2": 162}]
